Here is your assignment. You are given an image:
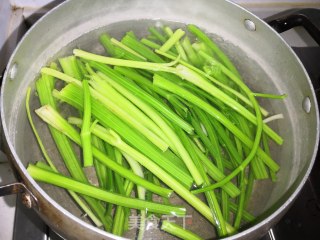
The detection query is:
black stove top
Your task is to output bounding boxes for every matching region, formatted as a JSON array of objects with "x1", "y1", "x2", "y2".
[{"x1": 2, "y1": 6, "x2": 320, "y2": 240}]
